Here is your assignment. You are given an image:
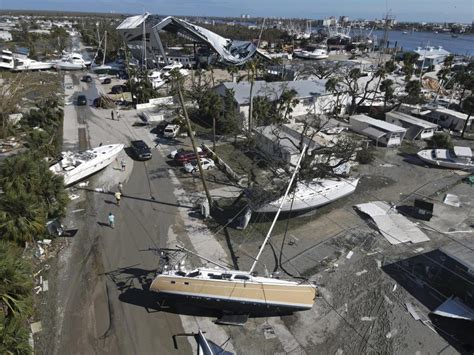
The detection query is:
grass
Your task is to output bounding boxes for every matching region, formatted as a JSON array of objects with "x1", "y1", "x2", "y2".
[
  {"x1": 398, "y1": 141, "x2": 421, "y2": 155},
  {"x1": 213, "y1": 143, "x2": 255, "y2": 176}
]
